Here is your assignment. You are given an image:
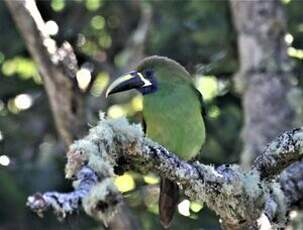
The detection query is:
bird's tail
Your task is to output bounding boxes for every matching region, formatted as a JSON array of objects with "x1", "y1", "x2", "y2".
[{"x1": 159, "y1": 177, "x2": 179, "y2": 229}]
